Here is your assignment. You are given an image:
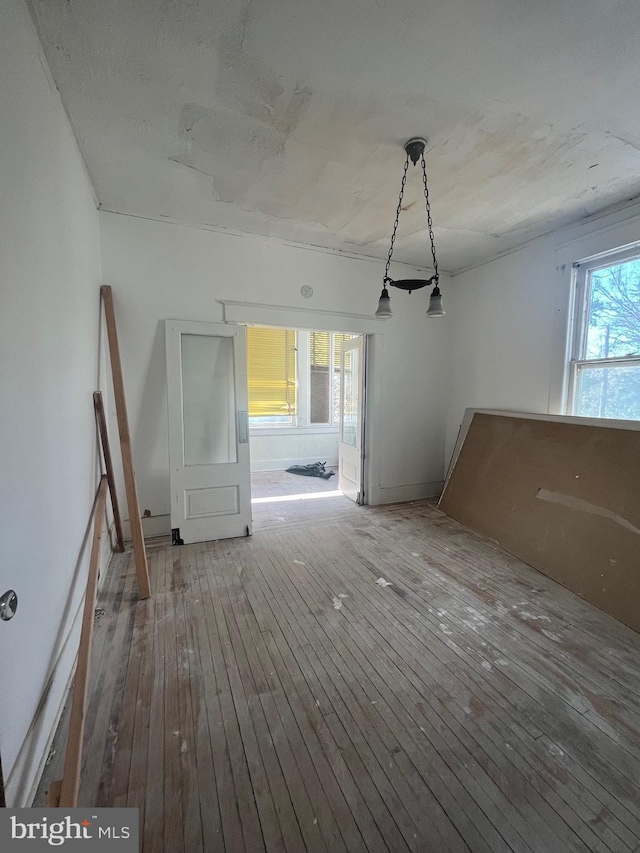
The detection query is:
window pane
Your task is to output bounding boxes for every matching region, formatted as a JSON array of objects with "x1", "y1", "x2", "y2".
[
  {"x1": 331, "y1": 334, "x2": 353, "y2": 426},
  {"x1": 586, "y1": 260, "x2": 640, "y2": 360},
  {"x1": 181, "y1": 334, "x2": 237, "y2": 465},
  {"x1": 246, "y1": 327, "x2": 296, "y2": 423},
  {"x1": 310, "y1": 331, "x2": 330, "y2": 370},
  {"x1": 341, "y1": 346, "x2": 359, "y2": 446},
  {"x1": 310, "y1": 331, "x2": 331, "y2": 423},
  {"x1": 310, "y1": 332, "x2": 353, "y2": 425},
  {"x1": 575, "y1": 364, "x2": 640, "y2": 420},
  {"x1": 310, "y1": 371, "x2": 331, "y2": 423}
]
